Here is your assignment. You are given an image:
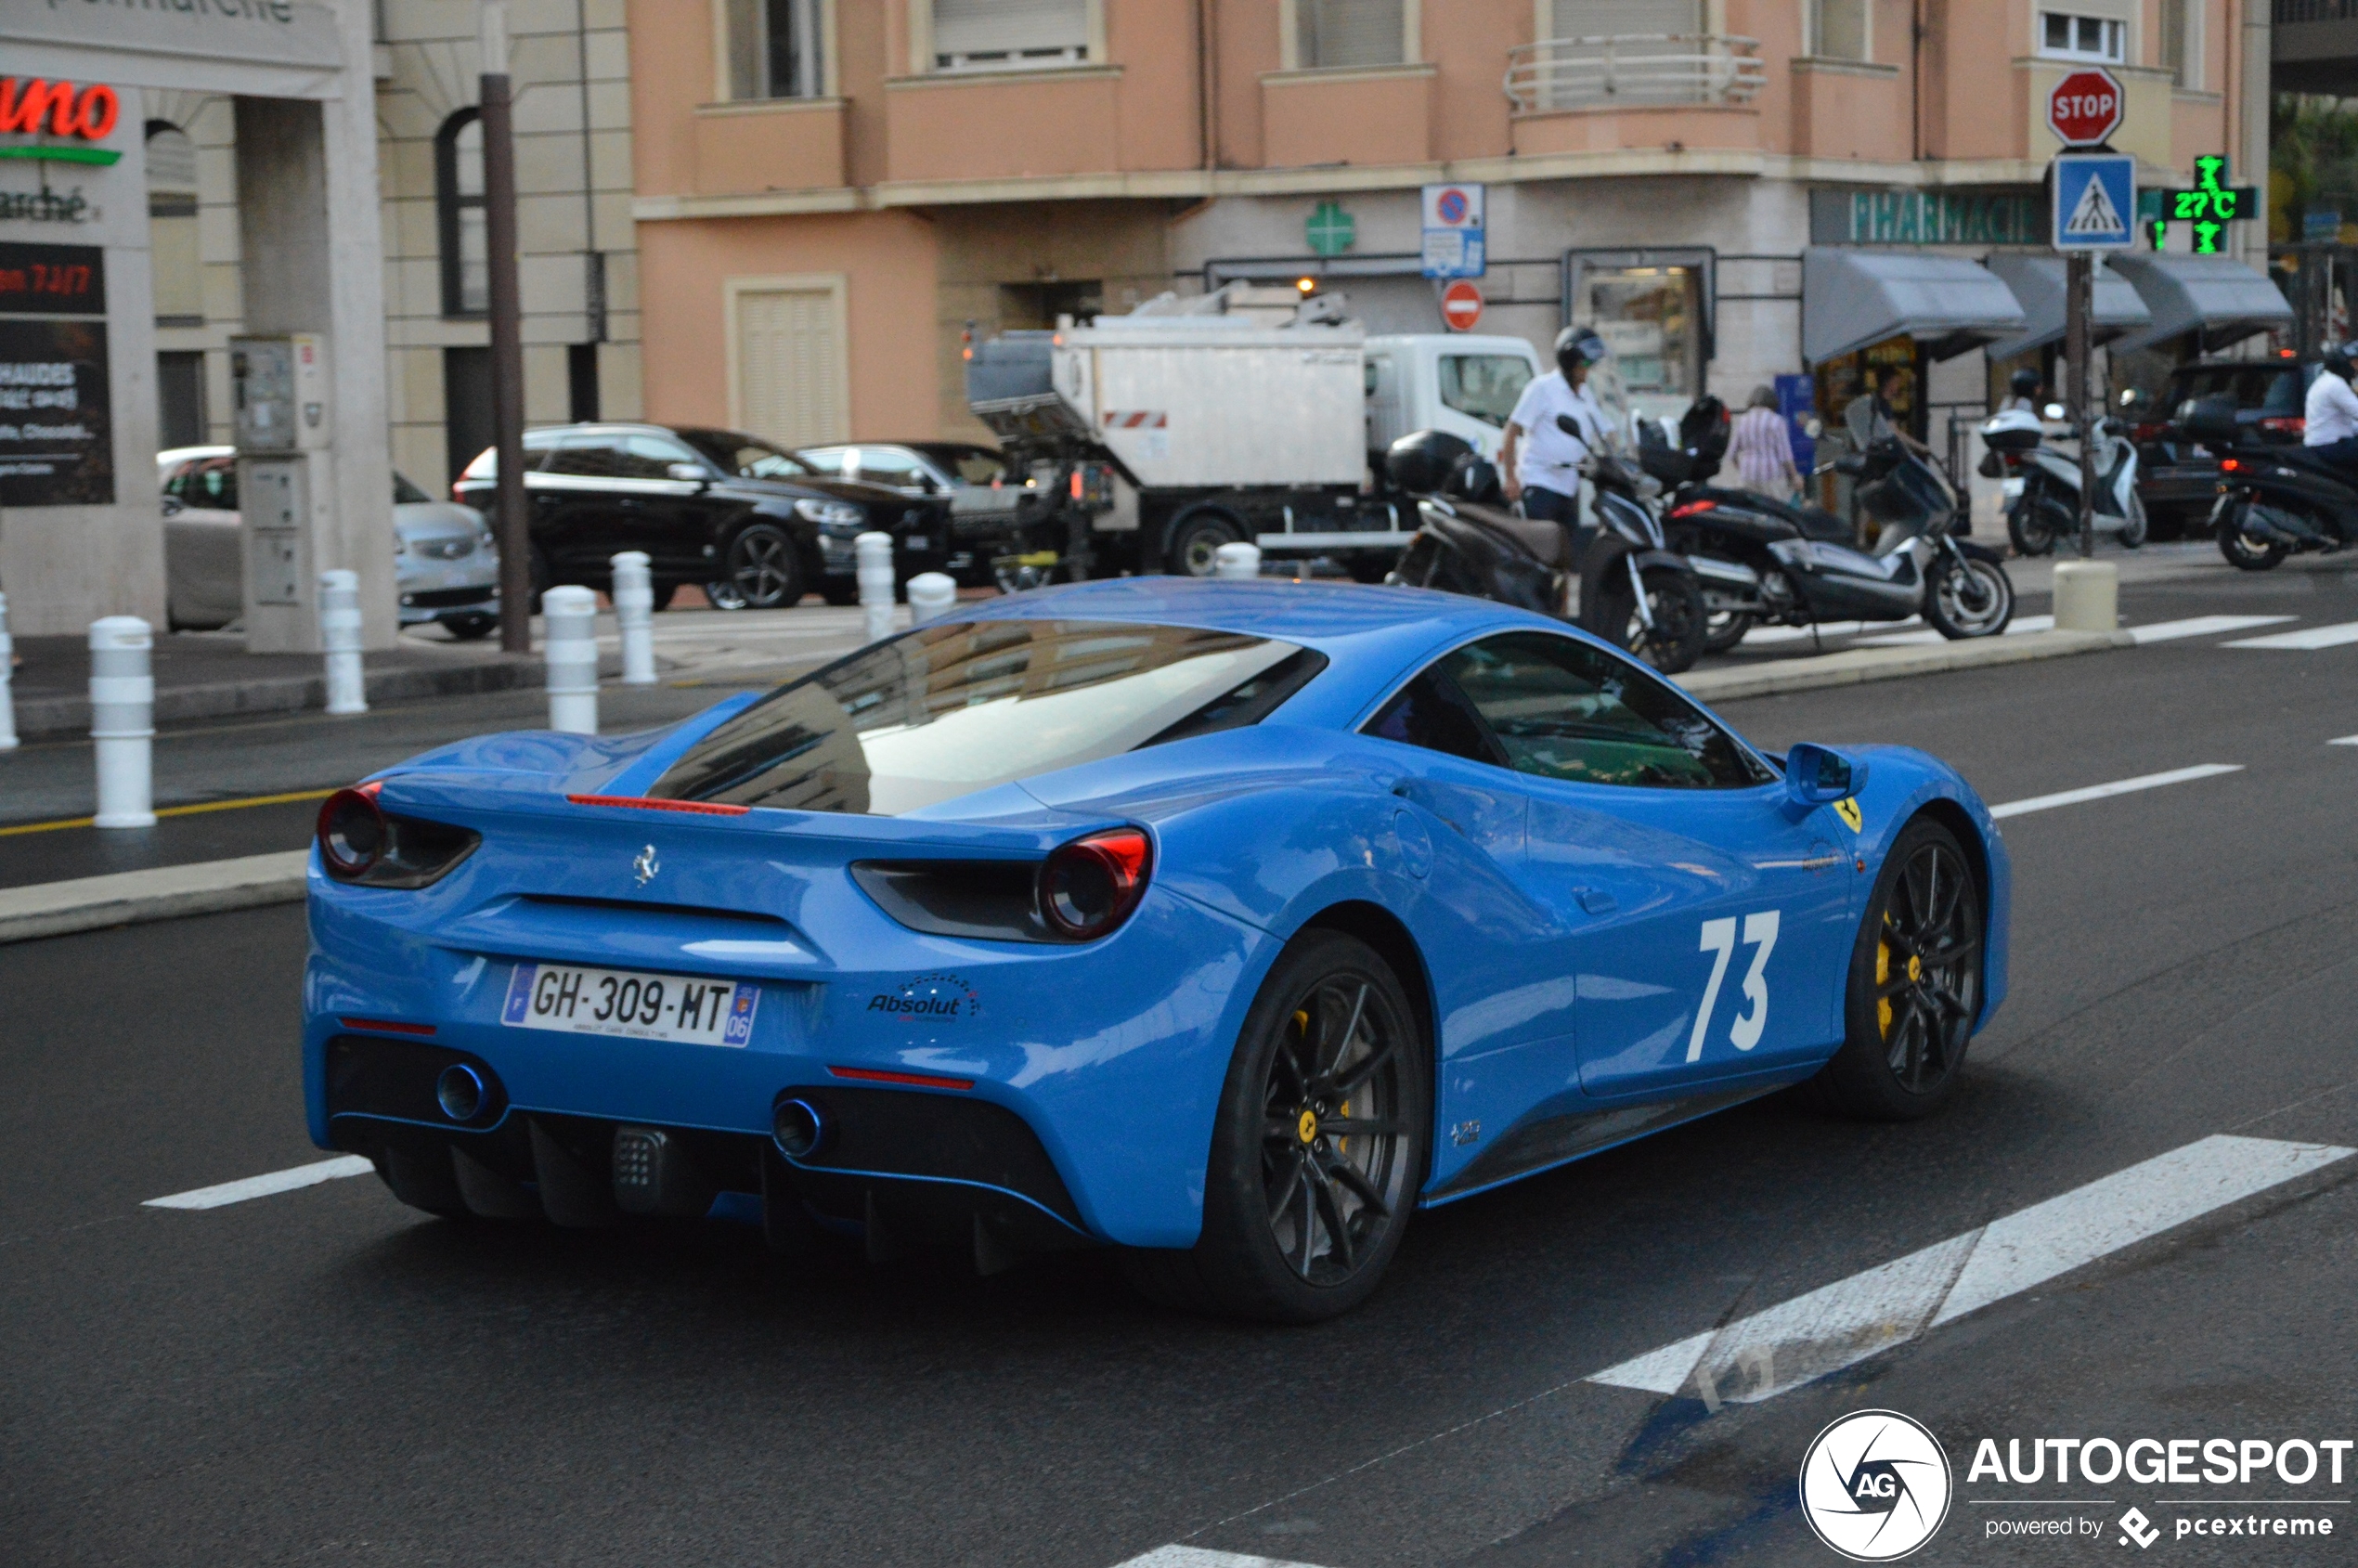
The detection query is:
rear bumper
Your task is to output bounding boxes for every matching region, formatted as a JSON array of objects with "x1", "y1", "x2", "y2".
[{"x1": 302, "y1": 873, "x2": 1275, "y2": 1250}]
